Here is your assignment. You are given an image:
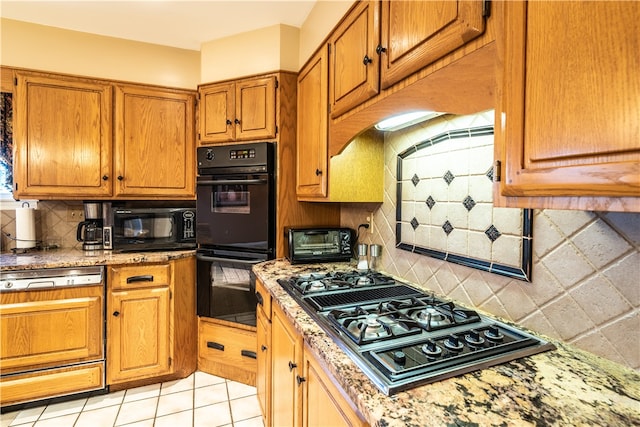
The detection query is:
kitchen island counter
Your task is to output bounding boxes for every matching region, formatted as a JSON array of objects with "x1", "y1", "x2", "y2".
[
  {"x1": 0, "y1": 248, "x2": 196, "y2": 271},
  {"x1": 253, "y1": 259, "x2": 640, "y2": 427}
]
